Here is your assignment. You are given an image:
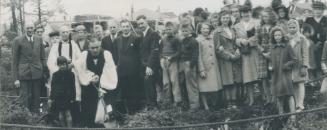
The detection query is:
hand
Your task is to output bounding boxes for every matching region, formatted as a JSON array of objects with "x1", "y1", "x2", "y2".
[
  {"x1": 14, "y1": 80, "x2": 20, "y2": 88},
  {"x1": 99, "y1": 88, "x2": 107, "y2": 97},
  {"x1": 91, "y1": 75, "x2": 100, "y2": 83},
  {"x1": 167, "y1": 57, "x2": 172, "y2": 61},
  {"x1": 68, "y1": 63, "x2": 74, "y2": 69},
  {"x1": 242, "y1": 39, "x2": 248, "y2": 45},
  {"x1": 235, "y1": 49, "x2": 240, "y2": 56},
  {"x1": 323, "y1": 69, "x2": 327, "y2": 75},
  {"x1": 200, "y1": 72, "x2": 207, "y2": 79},
  {"x1": 218, "y1": 46, "x2": 224, "y2": 51},
  {"x1": 145, "y1": 67, "x2": 153, "y2": 76},
  {"x1": 48, "y1": 99, "x2": 52, "y2": 107},
  {"x1": 258, "y1": 46, "x2": 264, "y2": 52}
]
